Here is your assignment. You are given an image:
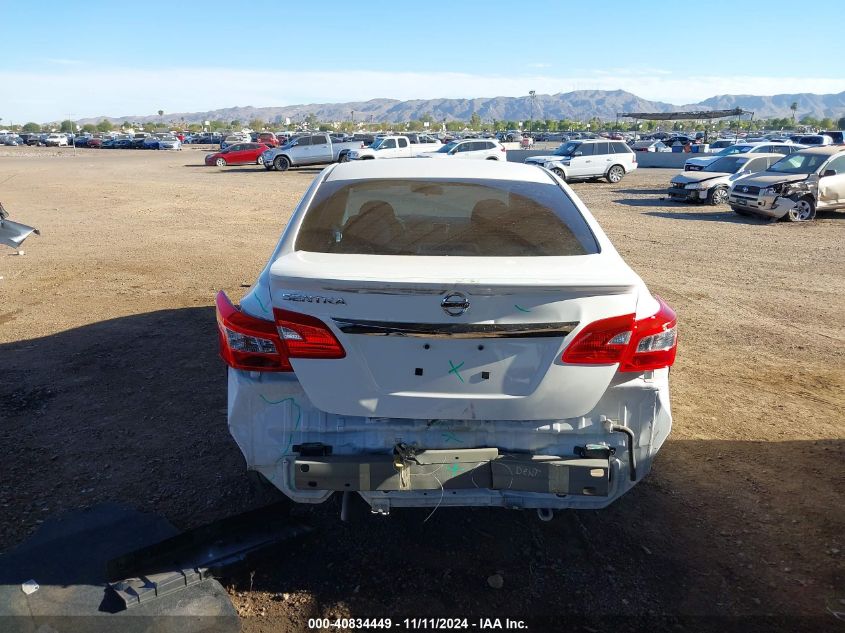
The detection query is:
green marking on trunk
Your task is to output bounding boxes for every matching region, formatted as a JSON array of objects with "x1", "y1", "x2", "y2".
[
  {"x1": 448, "y1": 360, "x2": 465, "y2": 383},
  {"x1": 514, "y1": 304, "x2": 532, "y2": 313}
]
